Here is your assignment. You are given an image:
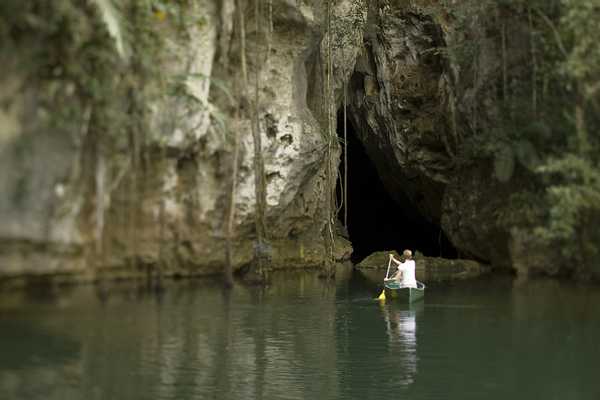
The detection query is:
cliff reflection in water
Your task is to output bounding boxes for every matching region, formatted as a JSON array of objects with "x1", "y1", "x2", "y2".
[
  {"x1": 2, "y1": 272, "x2": 600, "y2": 400},
  {"x1": 0, "y1": 273, "x2": 341, "y2": 400}
]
